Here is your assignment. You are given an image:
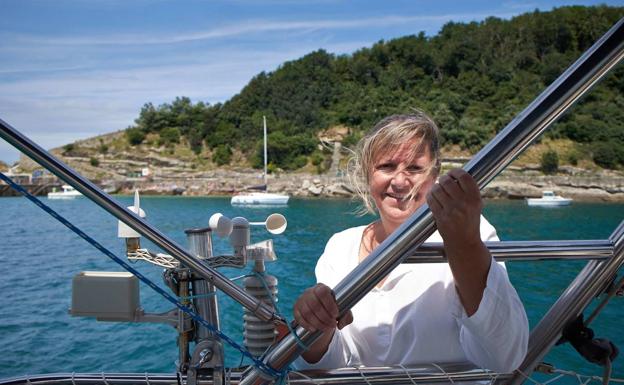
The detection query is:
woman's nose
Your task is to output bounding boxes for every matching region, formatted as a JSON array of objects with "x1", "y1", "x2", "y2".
[{"x1": 390, "y1": 170, "x2": 409, "y2": 187}]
